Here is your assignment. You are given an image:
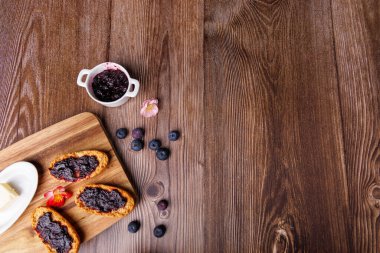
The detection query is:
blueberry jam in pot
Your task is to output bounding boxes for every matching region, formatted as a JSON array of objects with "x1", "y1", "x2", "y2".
[
  {"x1": 36, "y1": 213, "x2": 73, "y2": 253},
  {"x1": 79, "y1": 187, "x2": 127, "y2": 212},
  {"x1": 92, "y1": 69, "x2": 129, "y2": 102},
  {"x1": 50, "y1": 155, "x2": 99, "y2": 182}
]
